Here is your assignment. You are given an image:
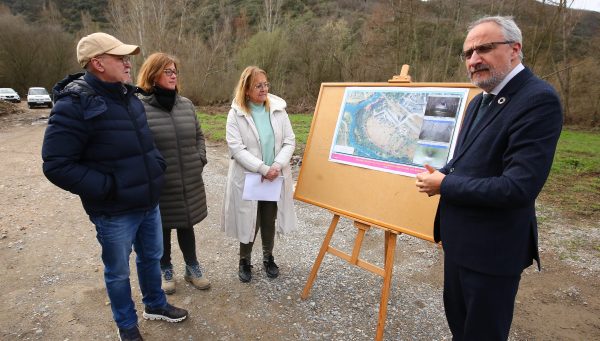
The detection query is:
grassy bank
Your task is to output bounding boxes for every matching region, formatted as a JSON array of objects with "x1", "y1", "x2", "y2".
[
  {"x1": 539, "y1": 129, "x2": 600, "y2": 220},
  {"x1": 198, "y1": 111, "x2": 313, "y2": 154},
  {"x1": 197, "y1": 110, "x2": 599, "y2": 220}
]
